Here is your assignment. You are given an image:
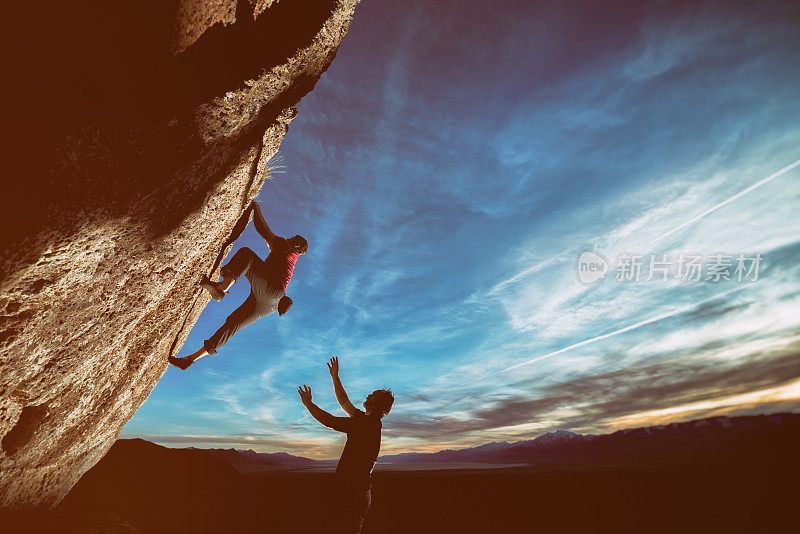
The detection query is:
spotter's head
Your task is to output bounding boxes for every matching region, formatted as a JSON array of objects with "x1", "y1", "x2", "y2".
[
  {"x1": 289, "y1": 235, "x2": 308, "y2": 255},
  {"x1": 363, "y1": 389, "x2": 394, "y2": 418}
]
